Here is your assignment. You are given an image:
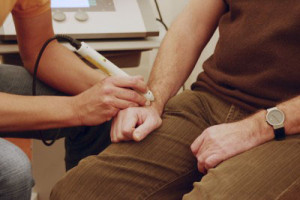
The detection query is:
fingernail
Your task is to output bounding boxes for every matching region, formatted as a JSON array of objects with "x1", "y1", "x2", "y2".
[{"x1": 133, "y1": 132, "x2": 142, "y2": 141}]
